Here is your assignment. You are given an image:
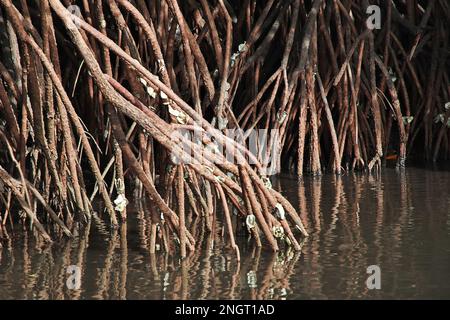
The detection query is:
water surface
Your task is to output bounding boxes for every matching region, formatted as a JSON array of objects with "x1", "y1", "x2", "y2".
[{"x1": 1, "y1": 167, "x2": 449, "y2": 299}]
